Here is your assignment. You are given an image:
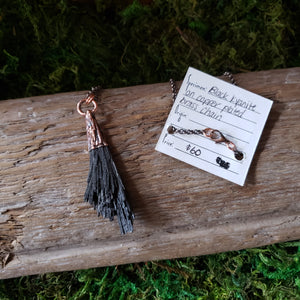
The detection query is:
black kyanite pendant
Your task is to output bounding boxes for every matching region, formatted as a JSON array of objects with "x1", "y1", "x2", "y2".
[
  {"x1": 85, "y1": 145, "x2": 134, "y2": 234},
  {"x1": 78, "y1": 100, "x2": 134, "y2": 234}
]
